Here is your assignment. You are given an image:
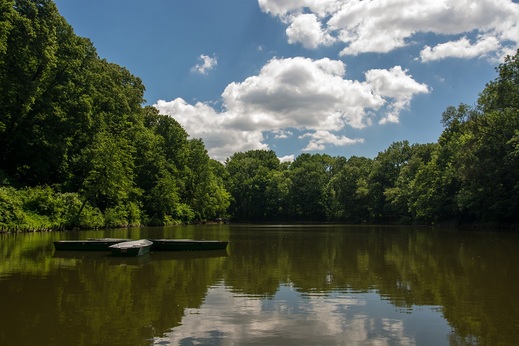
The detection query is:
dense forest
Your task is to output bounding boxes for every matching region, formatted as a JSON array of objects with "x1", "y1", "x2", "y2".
[{"x1": 1, "y1": 0, "x2": 518, "y2": 231}]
